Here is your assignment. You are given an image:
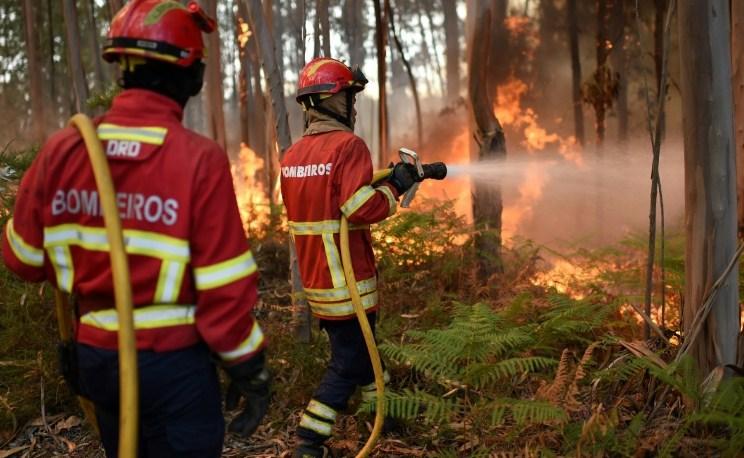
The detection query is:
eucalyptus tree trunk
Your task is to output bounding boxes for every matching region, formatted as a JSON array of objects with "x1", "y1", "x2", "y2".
[
  {"x1": 654, "y1": 0, "x2": 668, "y2": 141},
  {"x1": 443, "y1": 0, "x2": 460, "y2": 102},
  {"x1": 244, "y1": 0, "x2": 308, "y2": 342},
  {"x1": 46, "y1": 0, "x2": 57, "y2": 123},
  {"x1": 236, "y1": 2, "x2": 253, "y2": 147},
  {"x1": 567, "y1": 0, "x2": 585, "y2": 146},
  {"x1": 62, "y1": 0, "x2": 89, "y2": 114},
  {"x1": 23, "y1": 0, "x2": 46, "y2": 141},
  {"x1": 733, "y1": 0, "x2": 744, "y2": 236},
  {"x1": 373, "y1": 0, "x2": 388, "y2": 166},
  {"x1": 205, "y1": 0, "x2": 227, "y2": 151},
  {"x1": 468, "y1": 0, "x2": 507, "y2": 279},
  {"x1": 679, "y1": 0, "x2": 740, "y2": 377}
]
